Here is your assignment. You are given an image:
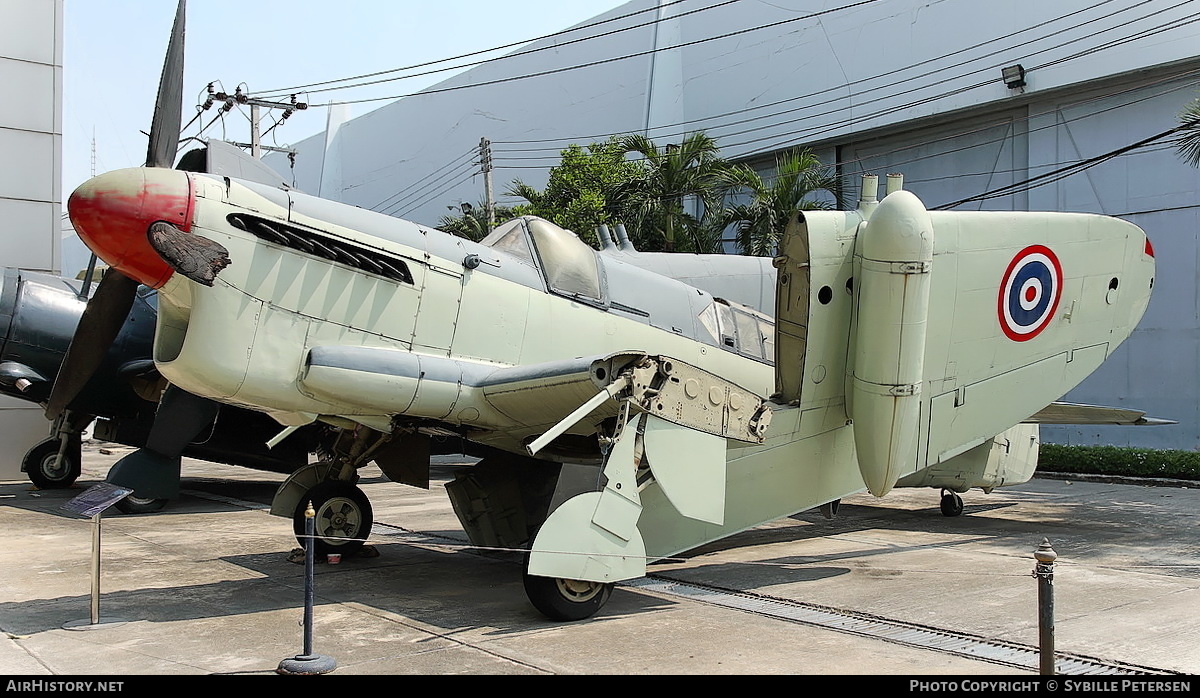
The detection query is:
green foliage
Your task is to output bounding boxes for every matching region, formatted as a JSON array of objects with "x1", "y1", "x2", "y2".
[
  {"x1": 1177, "y1": 97, "x2": 1200, "y2": 167},
  {"x1": 506, "y1": 138, "x2": 644, "y2": 246},
  {"x1": 437, "y1": 201, "x2": 525, "y2": 242},
  {"x1": 501, "y1": 131, "x2": 839, "y2": 255},
  {"x1": 611, "y1": 132, "x2": 733, "y2": 253},
  {"x1": 718, "y1": 148, "x2": 841, "y2": 256},
  {"x1": 1038, "y1": 444, "x2": 1200, "y2": 481}
]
